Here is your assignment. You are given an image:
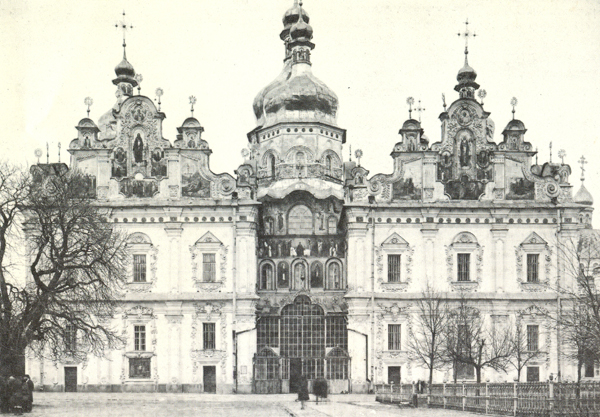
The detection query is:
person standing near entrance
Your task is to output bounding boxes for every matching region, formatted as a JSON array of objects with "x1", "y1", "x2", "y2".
[{"x1": 298, "y1": 375, "x2": 309, "y2": 410}]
